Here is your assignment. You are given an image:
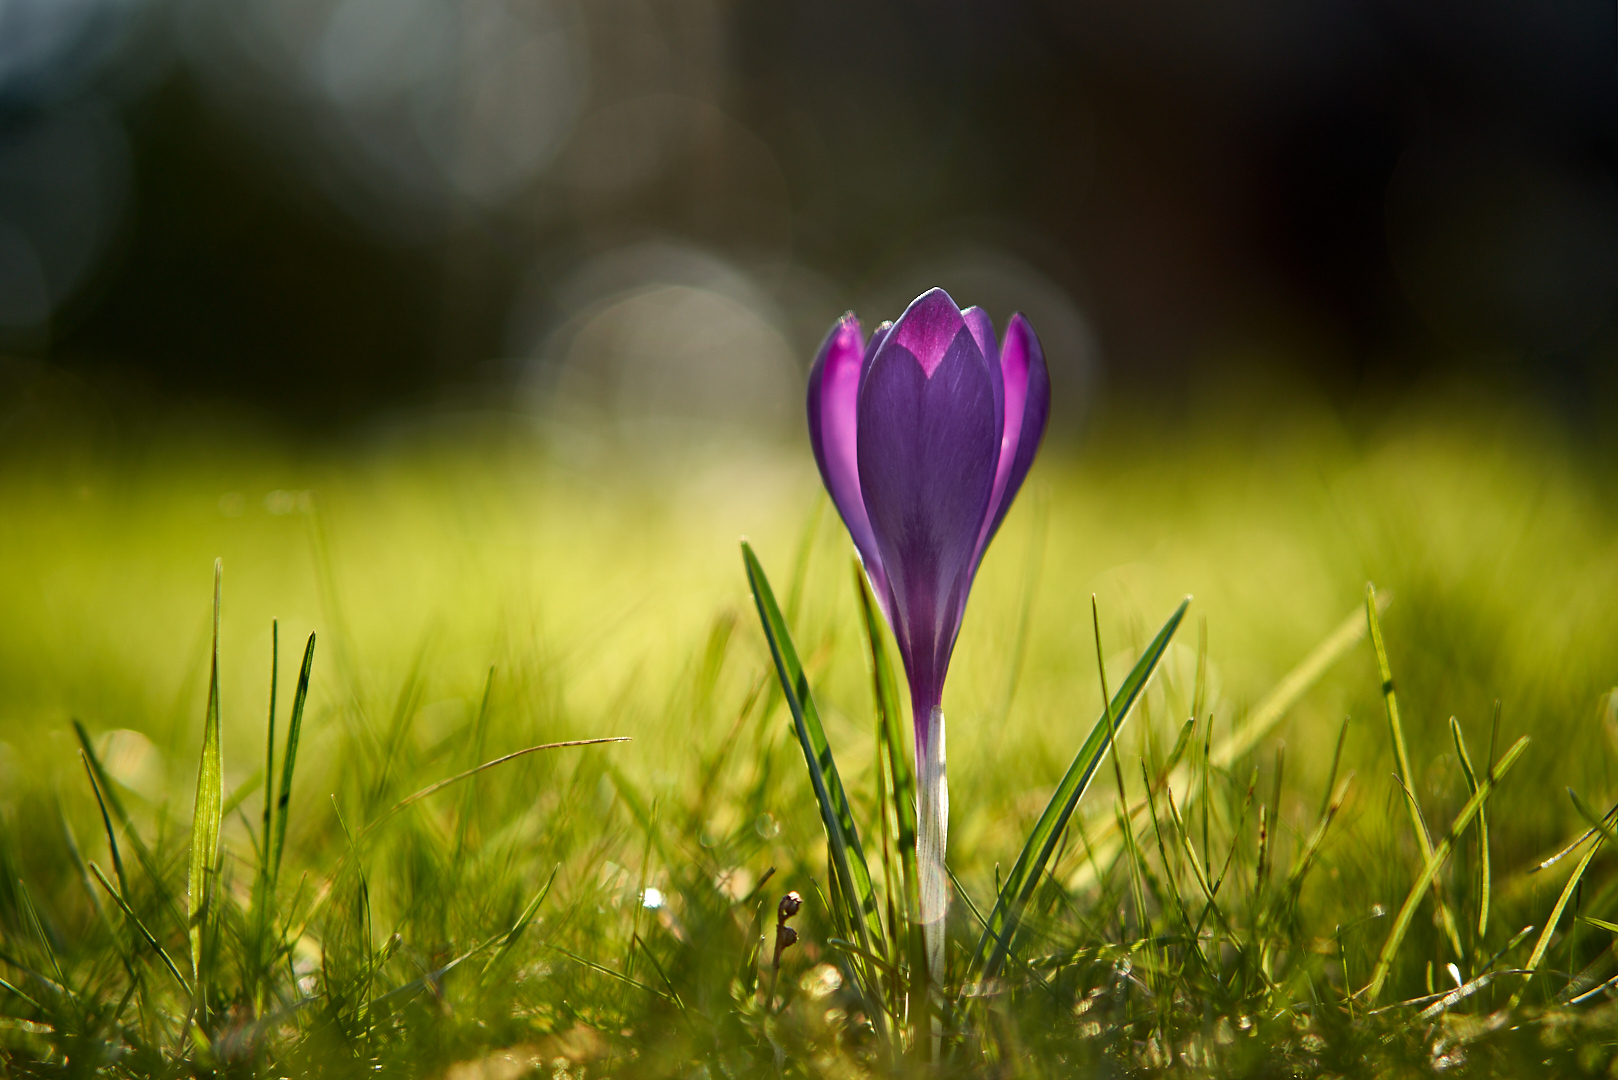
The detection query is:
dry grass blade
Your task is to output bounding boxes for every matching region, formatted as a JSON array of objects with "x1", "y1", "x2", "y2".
[
  {"x1": 382, "y1": 739, "x2": 632, "y2": 820},
  {"x1": 1212, "y1": 593, "x2": 1388, "y2": 770}
]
